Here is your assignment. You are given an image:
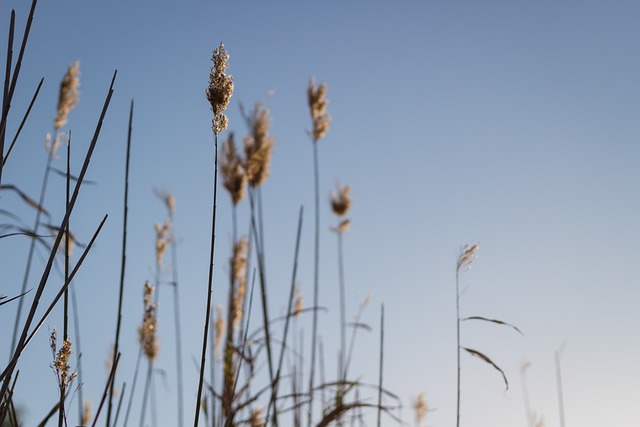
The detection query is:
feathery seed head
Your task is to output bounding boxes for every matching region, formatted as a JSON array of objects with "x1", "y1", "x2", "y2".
[
  {"x1": 154, "y1": 188, "x2": 176, "y2": 216},
  {"x1": 293, "y1": 288, "x2": 304, "y2": 317},
  {"x1": 154, "y1": 219, "x2": 172, "y2": 268},
  {"x1": 231, "y1": 237, "x2": 249, "y2": 329},
  {"x1": 330, "y1": 182, "x2": 351, "y2": 217},
  {"x1": 331, "y1": 218, "x2": 351, "y2": 233},
  {"x1": 243, "y1": 102, "x2": 275, "y2": 188},
  {"x1": 413, "y1": 393, "x2": 429, "y2": 425},
  {"x1": 81, "y1": 400, "x2": 92, "y2": 426},
  {"x1": 50, "y1": 330, "x2": 77, "y2": 389},
  {"x1": 220, "y1": 133, "x2": 247, "y2": 205},
  {"x1": 206, "y1": 42, "x2": 234, "y2": 135},
  {"x1": 307, "y1": 78, "x2": 330, "y2": 142},
  {"x1": 457, "y1": 243, "x2": 479, "y2": 273},
  {"x1": 250, "y1": 407, "x2": 265, "y2": 427},
  {"x1": 139, "y1": 281, "x2": 159, "y2": 363},
  {"x1": 45, "y1": 132, "x2": 64, "y2": 156},
  {"x1": 214, "y1": 304, "x2": 226, "y2": 361},
  {"x1": 54, "y1": 61, "x2": 80, "y2": 131}
]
